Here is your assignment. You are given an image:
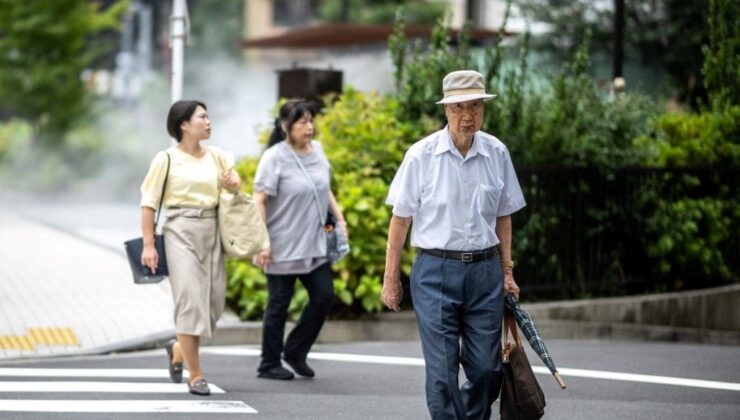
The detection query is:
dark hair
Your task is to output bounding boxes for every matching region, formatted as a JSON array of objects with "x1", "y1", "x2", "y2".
[
  {"x1": 267, "y1": 99, "x2": 314, "y2": 147},
  {"x1": 166, "y1": 100, "x2": 207, "y2": 142}
]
